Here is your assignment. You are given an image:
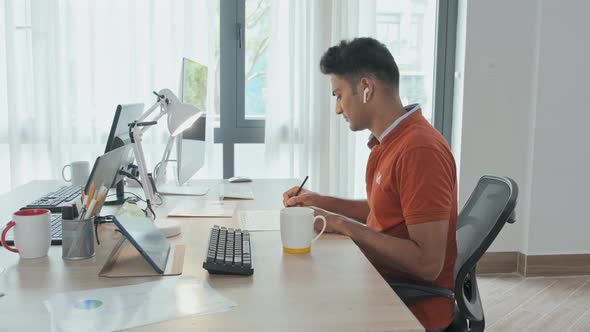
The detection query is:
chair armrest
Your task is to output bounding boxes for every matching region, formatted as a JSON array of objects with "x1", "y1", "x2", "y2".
[
  {"x1": 507, "y1": 211, "x2": 517, "y2": 224},
  {"x1": 388, "y1": 281, "x2": 455, "y2": 305}
]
